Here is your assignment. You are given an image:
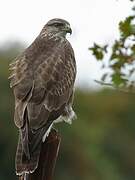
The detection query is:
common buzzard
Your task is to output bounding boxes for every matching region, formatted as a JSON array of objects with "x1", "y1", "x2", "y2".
[{"x1": 9, "y1": 18, "x2": 76, "y2": 177}]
